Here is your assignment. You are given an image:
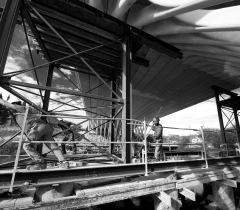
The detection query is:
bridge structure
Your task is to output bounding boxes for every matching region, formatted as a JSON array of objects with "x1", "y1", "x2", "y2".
[{"x1": 0, "y1": 0, "x2": 240, "y2": 209}]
